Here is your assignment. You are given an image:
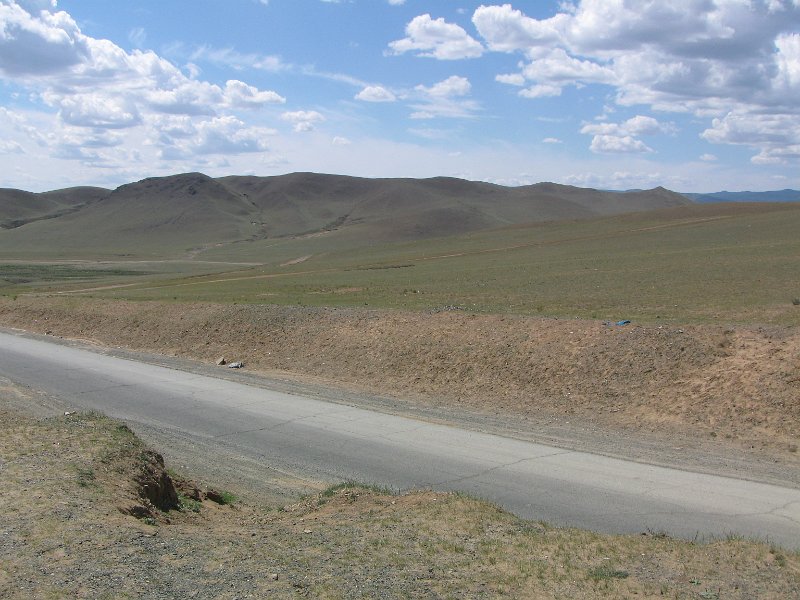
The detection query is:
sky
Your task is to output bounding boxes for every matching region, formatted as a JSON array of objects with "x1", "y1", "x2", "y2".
[{"x1": 0, "y1": 1, "x2": 799, "y2": 193}]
